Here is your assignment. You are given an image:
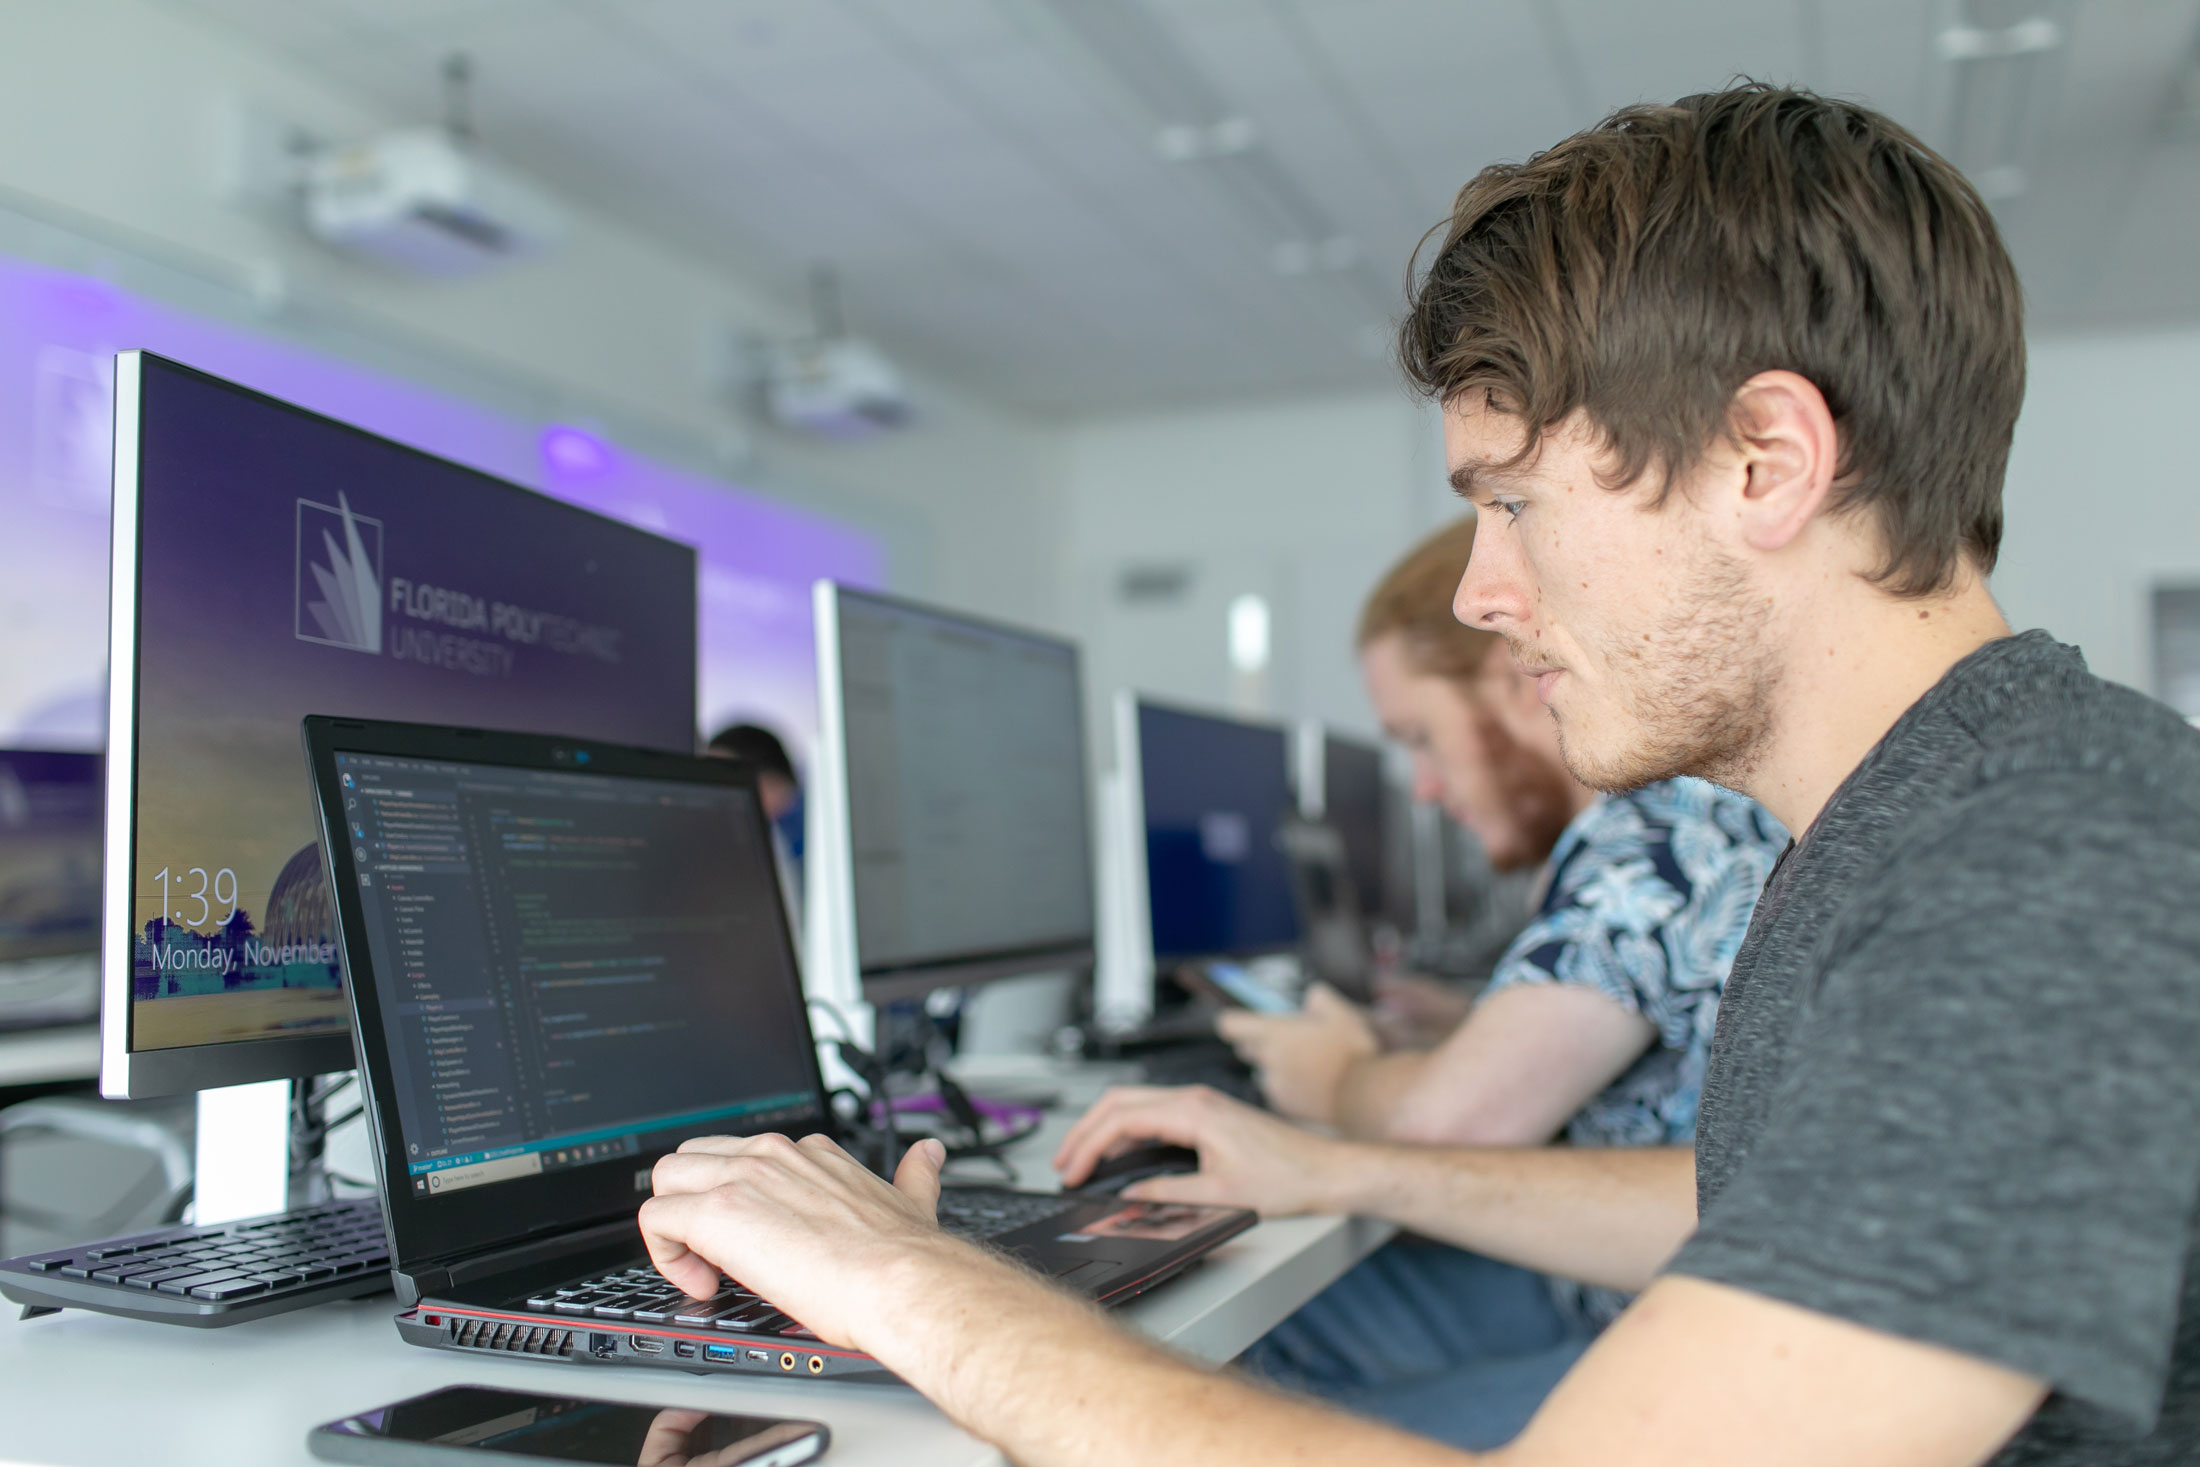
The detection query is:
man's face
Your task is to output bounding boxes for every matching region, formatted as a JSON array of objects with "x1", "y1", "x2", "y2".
[
  {"x1": 1358, "y1": 633, "x2": 1579, "y2": 871},
  {"x1": 1445, "y1": 402, "x2": 1781, "y2": 792}
]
